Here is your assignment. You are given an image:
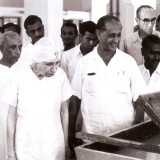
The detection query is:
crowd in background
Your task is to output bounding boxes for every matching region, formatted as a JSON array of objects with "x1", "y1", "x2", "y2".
[{"x1": 0, "y1": 4, "x2": 160, "y2": 160}]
